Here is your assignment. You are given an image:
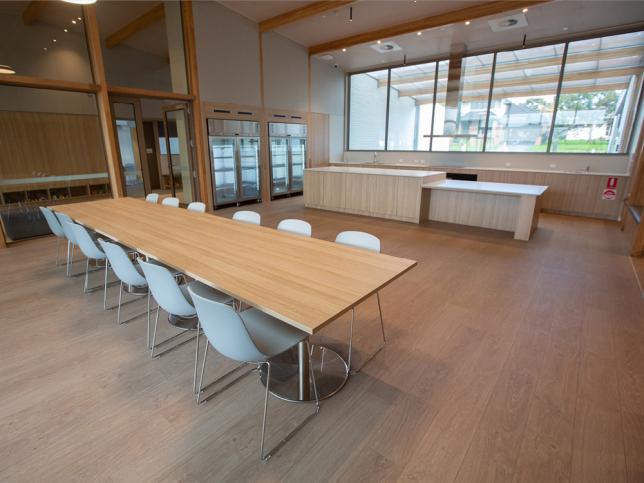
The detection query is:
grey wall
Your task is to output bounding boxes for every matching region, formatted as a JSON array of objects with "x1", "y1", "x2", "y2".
[{"x1": 262, "y1": 32, "x2": 309, "y2": 112}]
